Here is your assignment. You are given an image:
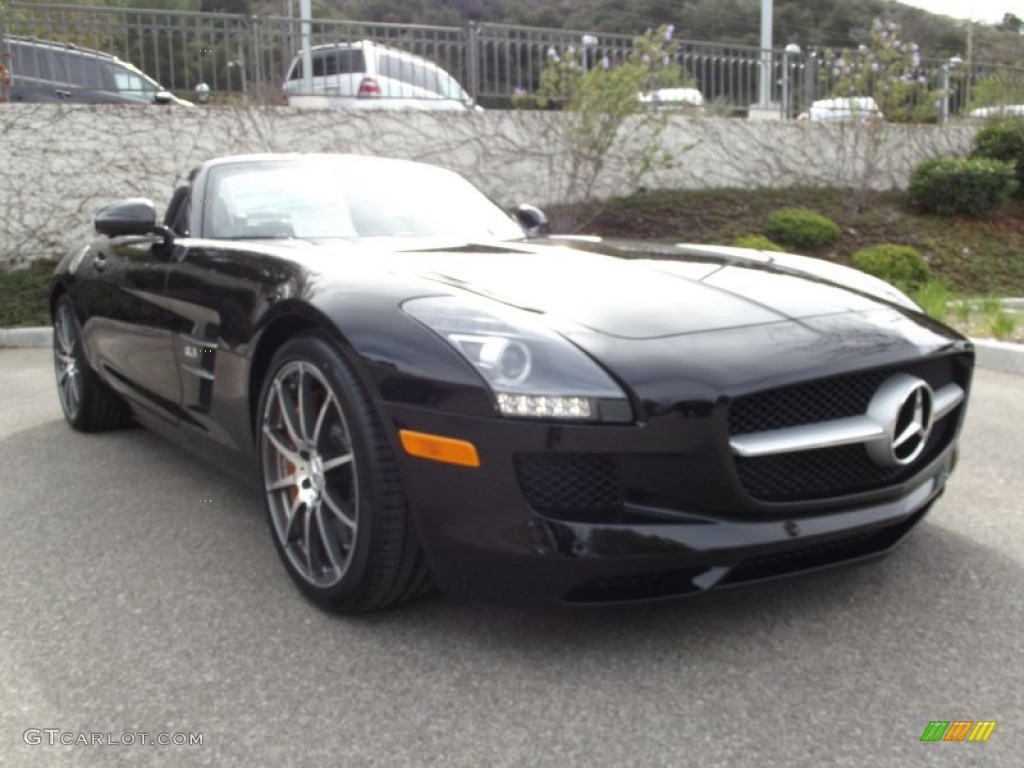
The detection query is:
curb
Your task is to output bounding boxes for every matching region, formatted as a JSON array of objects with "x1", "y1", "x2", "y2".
[
  {"x1": 0, "y1": 327, "x2": 51, "y2": 348},
  {"x1": 2, "y1": 327, "x2": 1023, "y2": 376},
  {"x1": 971, "y1": 339, "x2": 1024, "y2": 376}
]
